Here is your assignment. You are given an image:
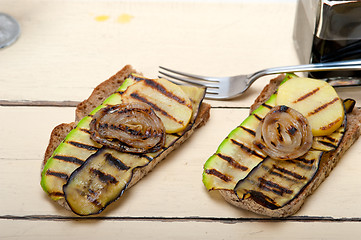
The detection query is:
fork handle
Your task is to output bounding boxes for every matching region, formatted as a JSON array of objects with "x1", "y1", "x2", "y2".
[{"x1": 248, "y1": 59, "x2": 361, "y2": 83}]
